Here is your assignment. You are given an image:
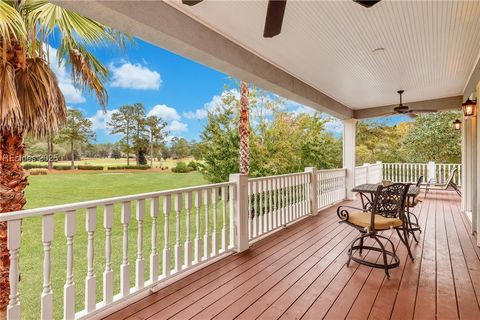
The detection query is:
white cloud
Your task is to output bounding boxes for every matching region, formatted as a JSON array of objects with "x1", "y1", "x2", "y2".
[
  {"x1": 147, "y1": 104, "x2": 181, "y2": 121},
  {"x1": 88, "y1": 109, "x2": 117, "y2": 131},
  {"x1": 324, "y1": 117, "x2": 343, "y2": 134},
  {"x1": 286, "y1": 101, "x2": 316, "y2": 116},
  {"x1": 110, "y1": 62, "x2": 161, "y2": 90},
  {"x1": 46, "y1": 45, "x2": 86, "y2": 104},
  {"x1": 184, "y1": 89, "x2": 240, "y2": 120},
  {"x1": 168, "y1": 120, "x2": 188, "y2": 133}
]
